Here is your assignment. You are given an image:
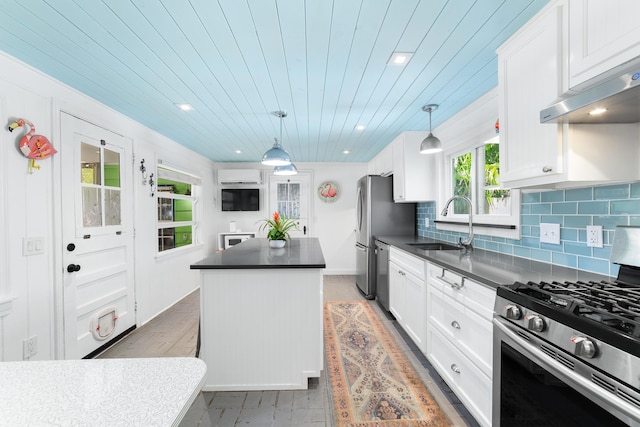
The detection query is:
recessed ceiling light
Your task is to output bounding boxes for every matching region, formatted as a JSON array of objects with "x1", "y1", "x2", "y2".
[
  {"x1": 343, "y1": 150, "x2": 351, "y2": 154},
  {"x1": 235, "y1": 150, "x2": 243, "y2": 154},
  {"x1": 175, "y1": 103, "x2": 193, "y2": 111},
  {"x1": 387, "y1": 52, "x2": 413, "y2": 66},
  {"x1": 355, "y1": 125, "x2": 365, "y2": 131},
  {"x1": 588, "y1": 107, "x2": 607, "y2": 115}
]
